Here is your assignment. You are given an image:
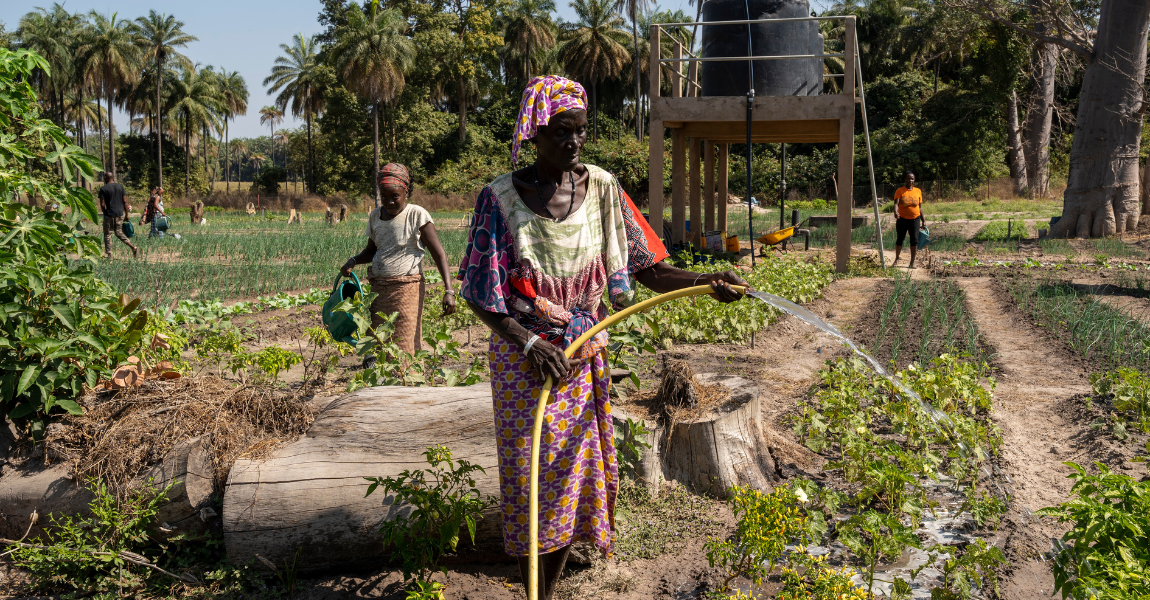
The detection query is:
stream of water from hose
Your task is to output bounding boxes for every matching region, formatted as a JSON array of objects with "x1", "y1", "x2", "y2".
[{"x1": 747, "y1": 291, "x2": 967, "y2": 453}]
